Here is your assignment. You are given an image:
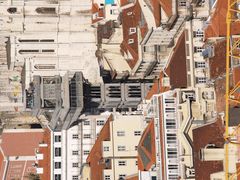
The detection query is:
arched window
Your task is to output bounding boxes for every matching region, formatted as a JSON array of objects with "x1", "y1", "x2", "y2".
[
  {"x1": 7, "y1": 7, "x2": 17, "y2": 14},
  {"x1": 36, "y1": 7, "x2": 56, "y2": 14}
]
